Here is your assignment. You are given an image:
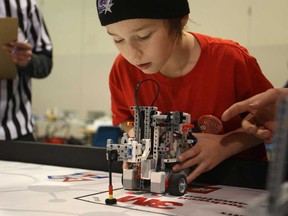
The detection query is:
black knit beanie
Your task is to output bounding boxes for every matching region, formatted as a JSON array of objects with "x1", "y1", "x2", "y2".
[{"x1": 97, "y1": 0, "x2": 190, "y2": 26}]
